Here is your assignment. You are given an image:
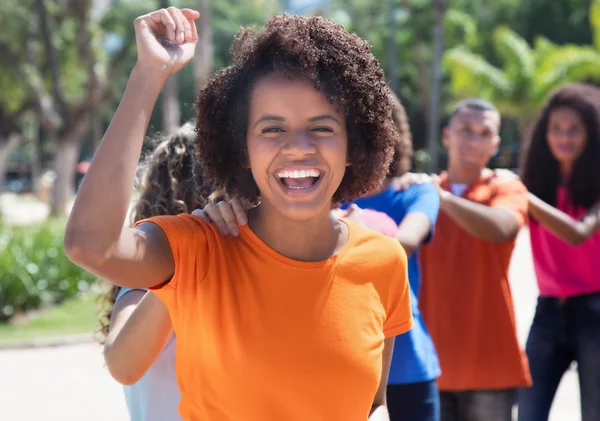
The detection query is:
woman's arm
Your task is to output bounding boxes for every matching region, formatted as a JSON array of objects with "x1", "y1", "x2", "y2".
[
  {"x1": 64, "y1": 8, "x2": 200, "y2": 288},
  {"x1": 528, "y1": 193, "x2": 600, "y2": 246},
  {"x1": 369, "y1": 337, "x2": 395, "y2": 421},
  {"x1": 104, "y1": 290, "x2": 173, "y2": 385}
]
